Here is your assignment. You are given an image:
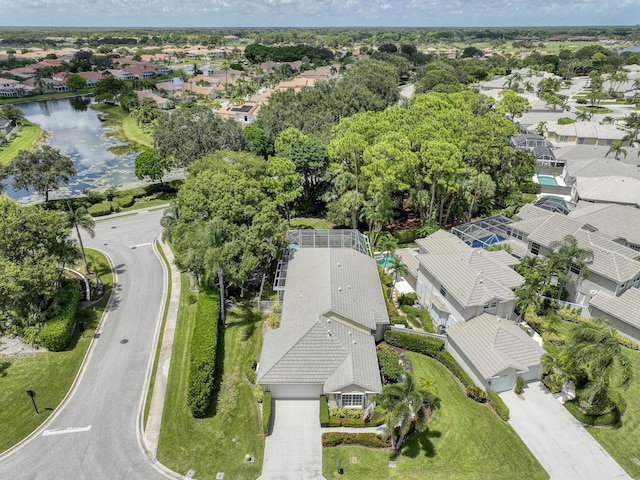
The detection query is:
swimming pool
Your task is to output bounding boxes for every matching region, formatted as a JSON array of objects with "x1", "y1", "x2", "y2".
[
  {"x1": 375, "y1": 253, "x2": 395, "y2": 268},
  {"x1": 536, "y1": 175, "x2": 559, "y2": 186}
]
